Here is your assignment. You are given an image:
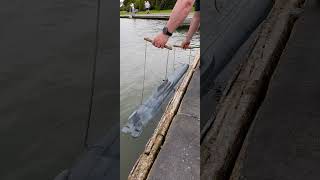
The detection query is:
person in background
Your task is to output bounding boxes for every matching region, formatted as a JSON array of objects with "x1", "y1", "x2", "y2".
[
  {"x1": 130, "y1": 3, "x2": 135, "y2": 15},
  {"x1": 152, "y1": 0, "x2": 200, "y2": 49},
  {"x1": 145, "y1": 1, "x2": 151, "y2": 14}
]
